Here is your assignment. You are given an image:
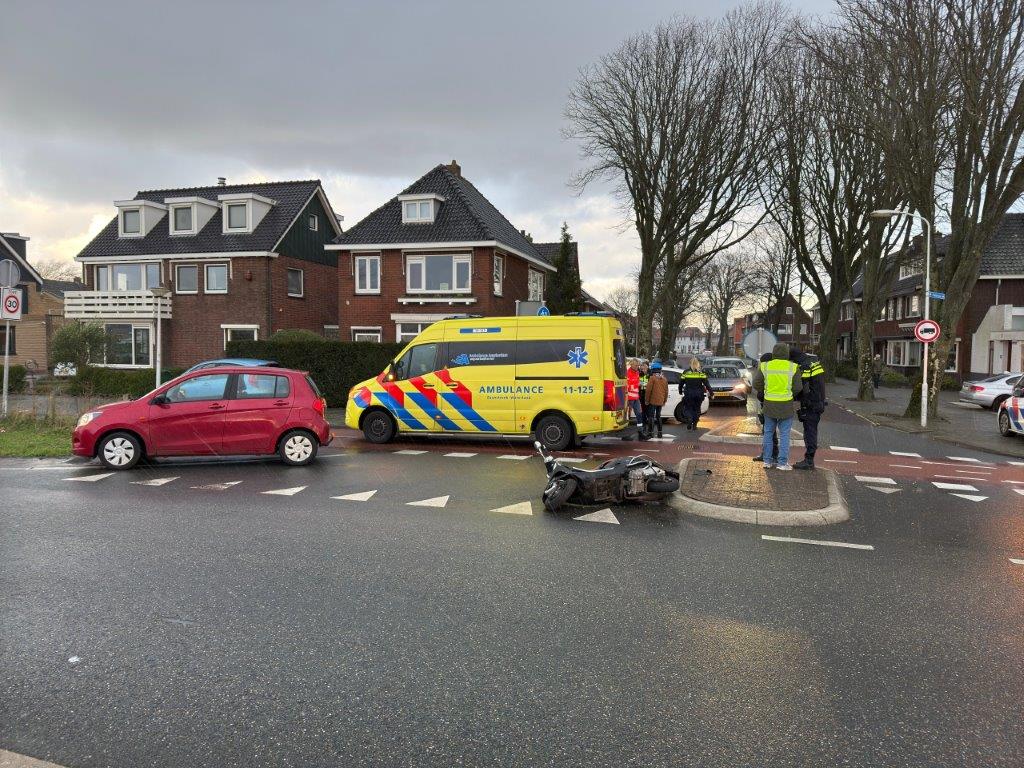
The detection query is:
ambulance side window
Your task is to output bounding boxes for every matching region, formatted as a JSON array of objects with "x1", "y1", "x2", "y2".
[{"x1": 394, "y1": 343, "x2": 439, "y2": 380}]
